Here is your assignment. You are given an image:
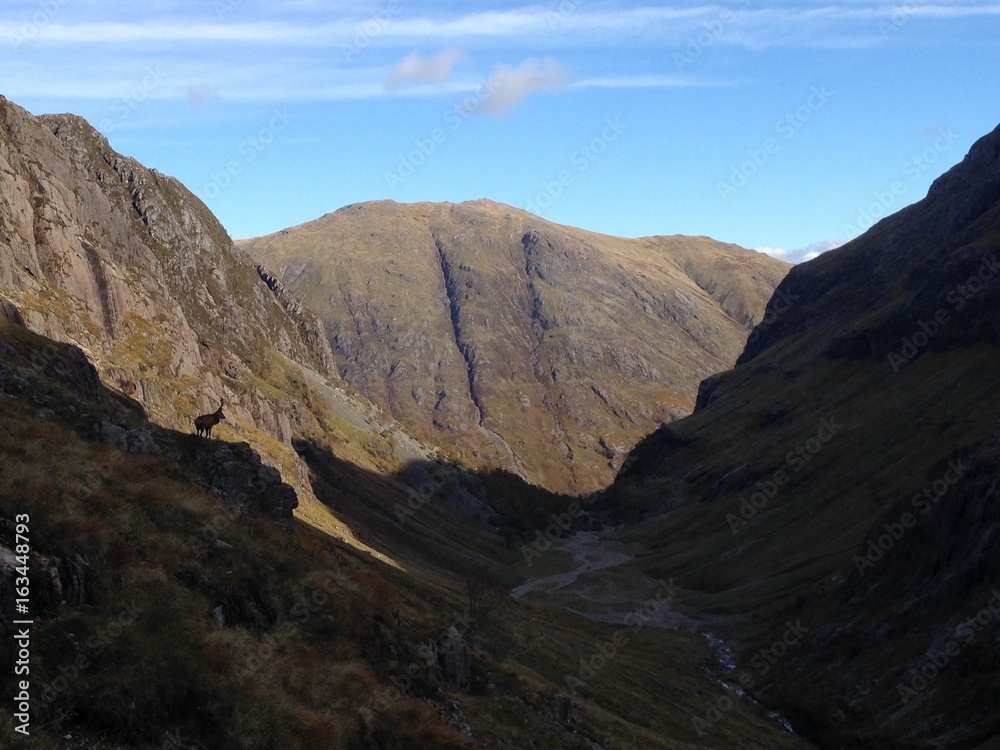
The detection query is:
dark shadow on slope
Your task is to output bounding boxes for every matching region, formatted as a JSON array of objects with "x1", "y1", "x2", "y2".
[
  {"x1": 0, "y1": 313, "x2": 148, "y2": 418},
  {"x1": 291, "y1": 437, "x2": 596, "y2": 580},
  {"x1": 0, "y1": 319, "x2": 482, "y2": 750}
]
